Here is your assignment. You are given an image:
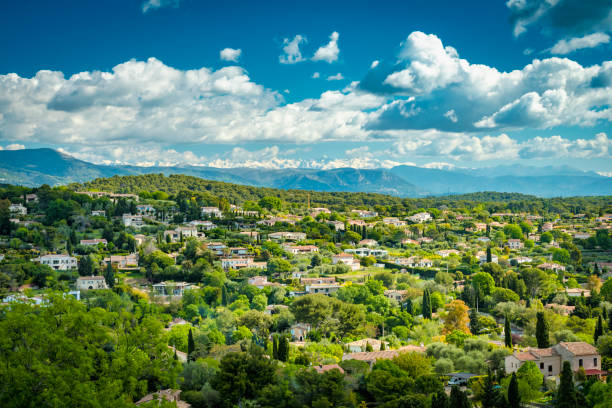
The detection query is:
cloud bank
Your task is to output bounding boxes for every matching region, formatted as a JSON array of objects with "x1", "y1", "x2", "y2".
[{"x1": 1, "y1": 31, "x2": 611, "y2": 167}]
